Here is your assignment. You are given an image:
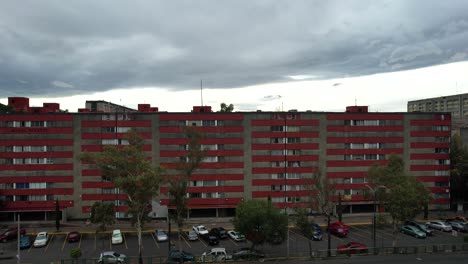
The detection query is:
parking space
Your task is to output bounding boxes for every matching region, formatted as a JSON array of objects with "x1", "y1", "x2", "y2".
[{"x1": 7, "y1": 223, "x2": 467, "y2": 262}]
